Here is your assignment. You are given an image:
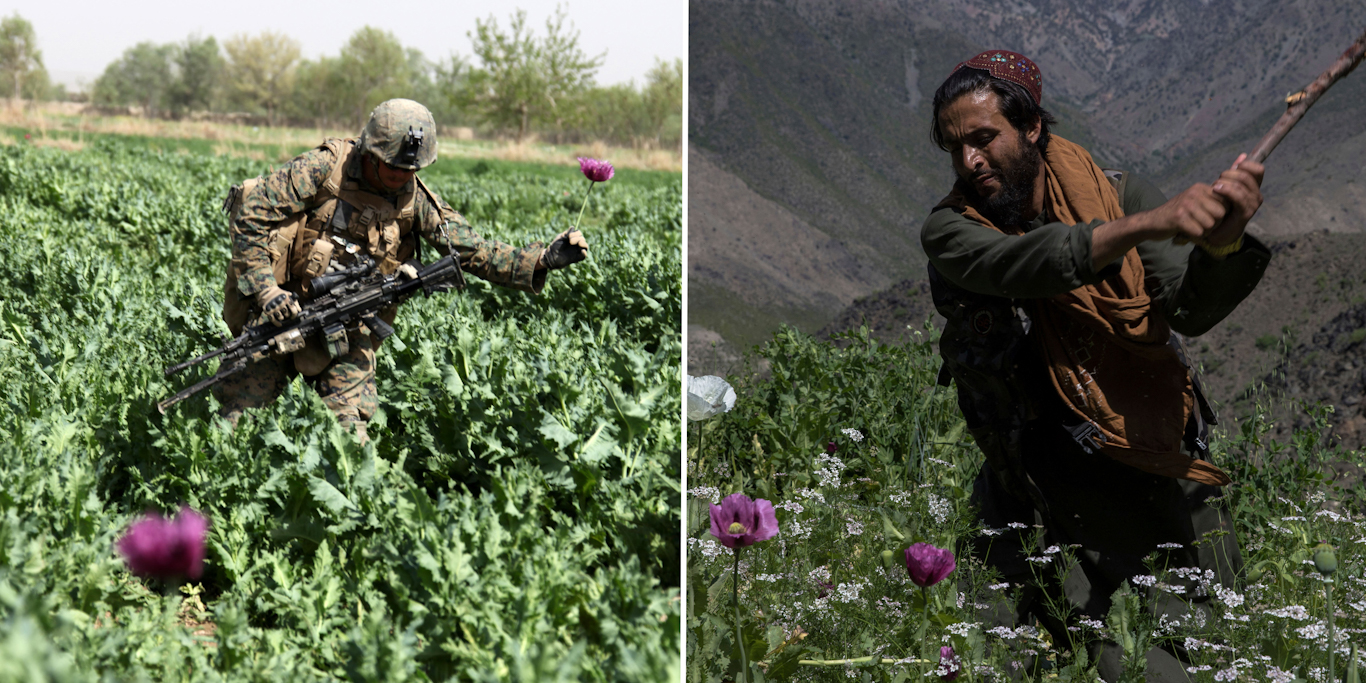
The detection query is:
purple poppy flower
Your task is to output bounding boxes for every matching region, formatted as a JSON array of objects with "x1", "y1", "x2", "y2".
[
  {"x1": 116, "y1": 506, "x2": 209, "y2": 580},
  {"x1": 577, "y1": 157, "x2": 615, "y2": 183},
  {"x1": 905, "y1": 542, "x2": 956, "y2": 587},
  {"x1": 816, "y1": 580, "x2": 834, "y2": 599},
  {"x1": 938, "y1": 645, "x2": 961, "y2": 681},
  {"x1": 826, "y1": 441, "x2": 839, "y2": 454},
  {"x1": 709, "y1": 493, "x2": 779, "y2": 548}
]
